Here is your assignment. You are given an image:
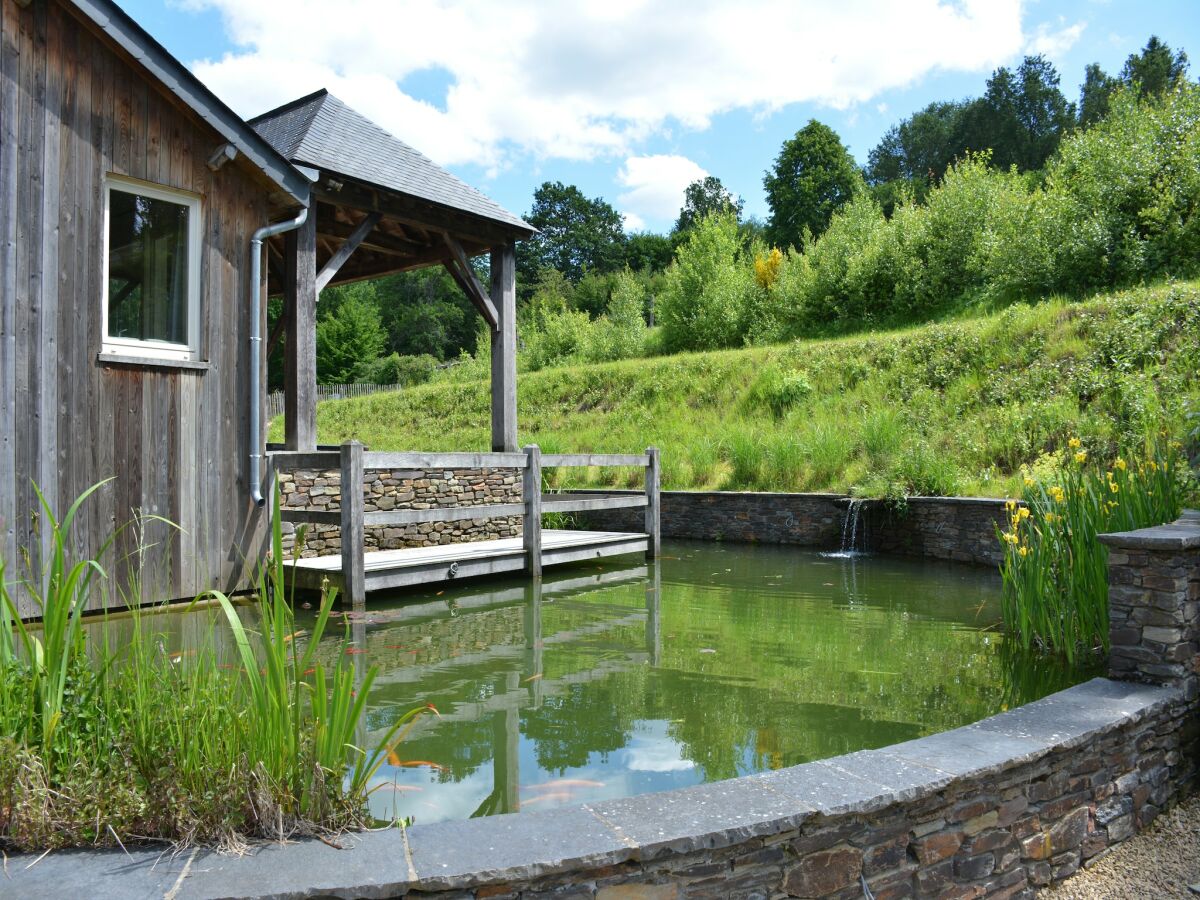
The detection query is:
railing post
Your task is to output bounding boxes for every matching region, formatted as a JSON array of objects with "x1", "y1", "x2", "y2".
[
  {"x1": 645, "y1": 446, "x2": 661, "y2": 559},
  {"x1": 523, "y1": 444, "x2": 542, "y2": 576},
  {"x1": 340, "y1": 440, "x2": 366, "y2": 606}
]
